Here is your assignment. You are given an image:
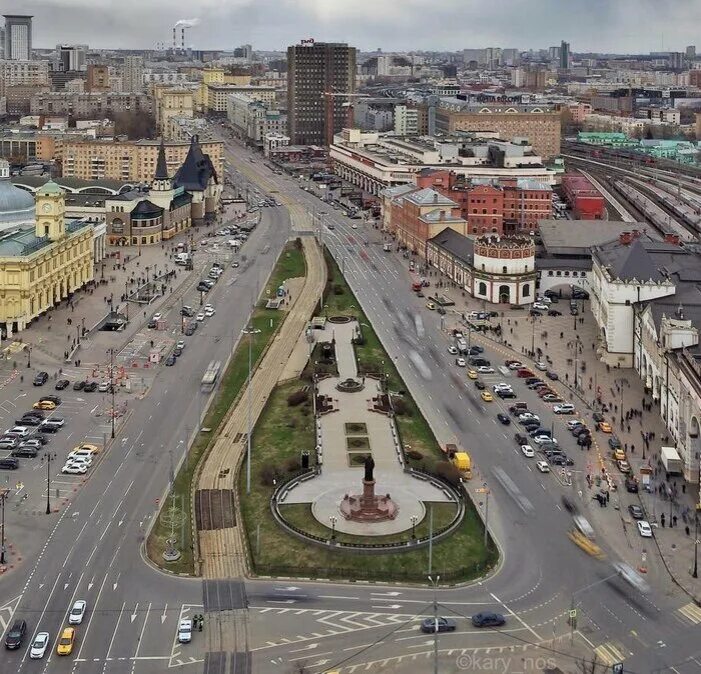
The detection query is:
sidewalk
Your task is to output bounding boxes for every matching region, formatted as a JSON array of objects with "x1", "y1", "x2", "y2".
[
  {"x1": 6, "y1": 219, "x2": 220, "y2": 373},
  {"x1": 428, "y1": 267, "x2": 701, "y2": 601}
]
